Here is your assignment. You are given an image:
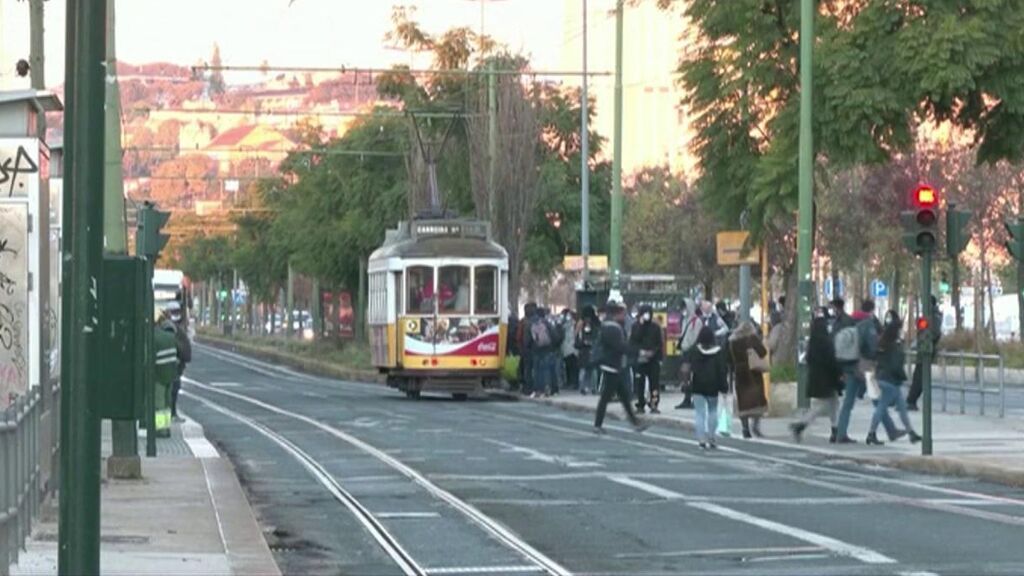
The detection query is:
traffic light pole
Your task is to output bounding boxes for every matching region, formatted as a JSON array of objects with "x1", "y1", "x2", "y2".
[
  {"x1": 921, "y1": 251, "x2": 933, "y2": 456},
  {"x1": 58, "y1": 1, "x2": 107, "y2": 573},
  {"x1": 795, "y1": 0, "x2": 815, "y2": 409}
]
